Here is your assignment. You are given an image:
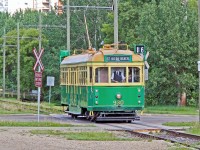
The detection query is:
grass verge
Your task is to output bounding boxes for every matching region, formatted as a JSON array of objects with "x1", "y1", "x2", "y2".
[
  {"x1": 30, "y1": 130, "x2": 138, "y2": 141},
  {"x1": 163, "y1": 122, "x2": 200, "y2": 135},
  {"x1": 0, "y1": 121, "x2": 81, "y2": 127},
  {"x1": 0, "y1": 98, "x2": 63, "y2": 114},
  {"x1": 144, "y1": 106, "x2": 198, "y2": 115},
  {"x1": 187, "y1": 124, "x2": 200, "y2": 135}
]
